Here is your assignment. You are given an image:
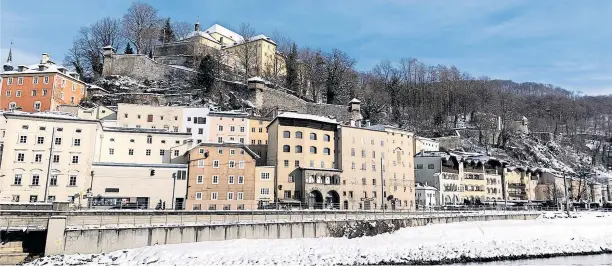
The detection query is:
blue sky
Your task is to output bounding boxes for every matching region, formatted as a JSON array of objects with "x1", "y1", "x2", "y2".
[{"x1": 1, "y1": 0, "x2": 611, "y2": 95}]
